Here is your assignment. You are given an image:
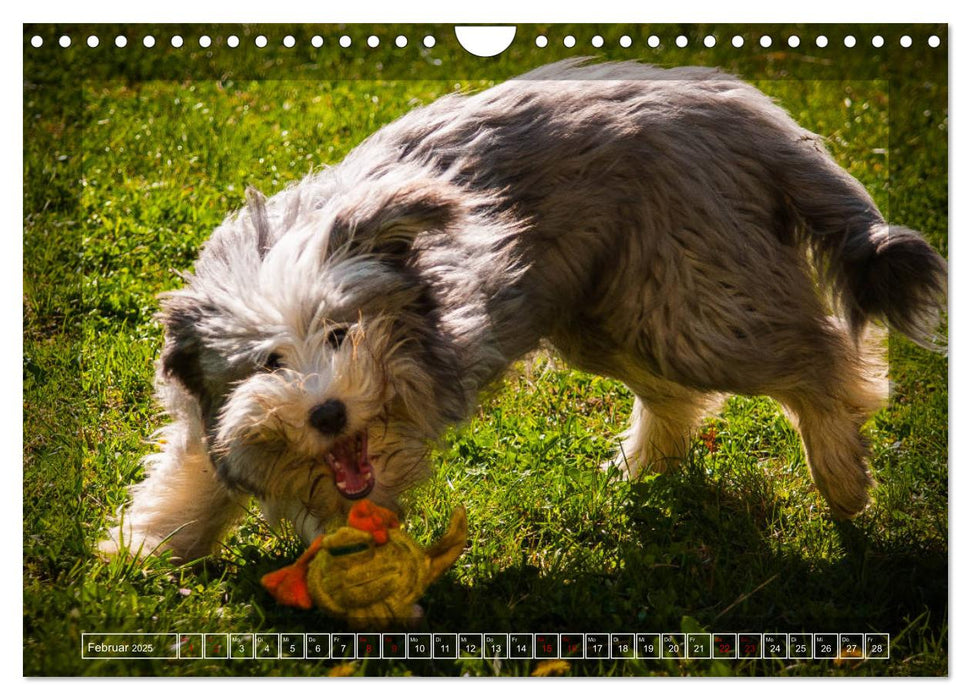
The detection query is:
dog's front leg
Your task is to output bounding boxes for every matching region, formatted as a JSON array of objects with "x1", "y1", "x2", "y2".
[
  {"x1": 606, "y1": 383, "x2": 722, "y2": 478},
  {"x1": 99, "y1": 417, "x2": 246, "y2": 561},
  {"x1": 258, "y1": 498, "x2": 335, "y2": 545}
]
